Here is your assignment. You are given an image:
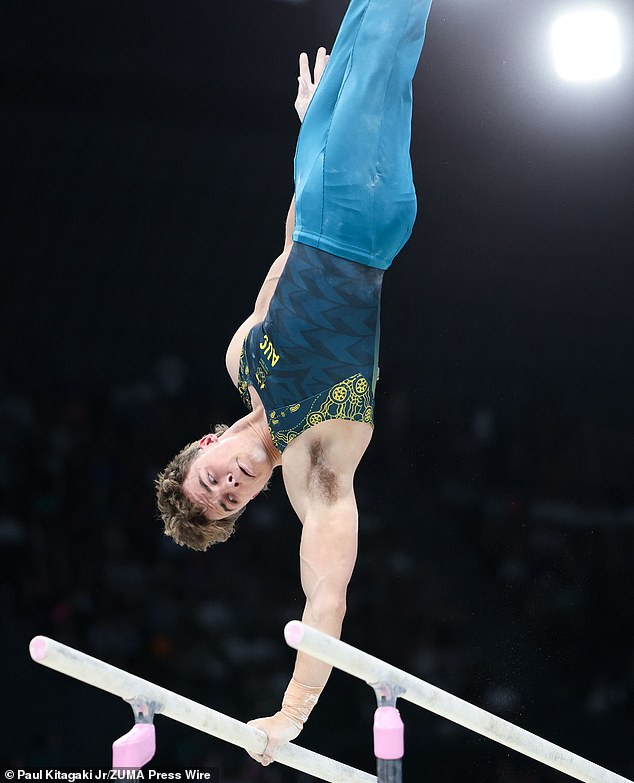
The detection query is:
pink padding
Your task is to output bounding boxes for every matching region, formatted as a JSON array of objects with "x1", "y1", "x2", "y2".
[
  {"x1": 284, "y1": 621, "x2": 304, "y2": 648},
  {"x1": 112, "y1": 724, "x2": 156, "y2": 769},
  {"x1": 29, "y1": 636, "x2": 48, "y2": 662},
  {"x1": 373, "y1": 706, "x2": 404, "y2": 760}
]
